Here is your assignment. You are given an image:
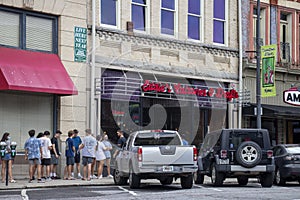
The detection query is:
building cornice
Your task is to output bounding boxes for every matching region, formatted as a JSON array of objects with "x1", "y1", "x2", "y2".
[{"x1": 94, "y1": 27, "x2": 239, "y2": 58}]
